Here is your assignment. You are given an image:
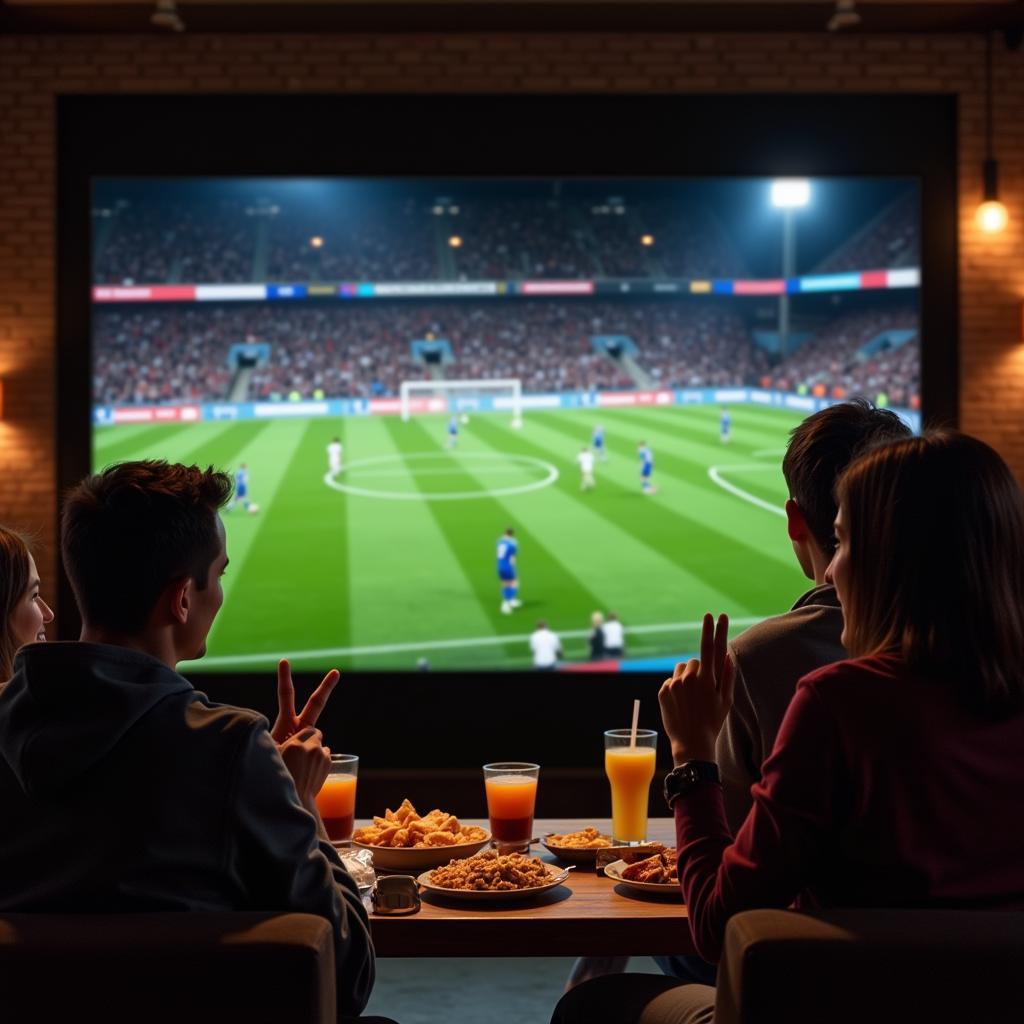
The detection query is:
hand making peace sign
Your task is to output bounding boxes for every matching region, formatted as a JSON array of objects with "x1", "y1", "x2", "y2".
[{"x1": 271, "y1": 658, "x2": 340, "y2": 745}]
